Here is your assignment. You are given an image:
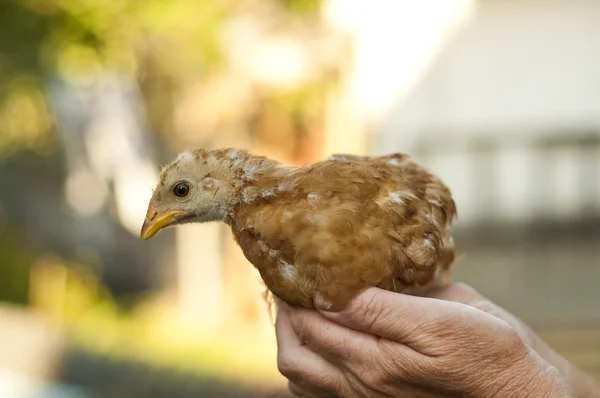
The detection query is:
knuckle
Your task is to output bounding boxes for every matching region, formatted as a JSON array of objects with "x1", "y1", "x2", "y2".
[
  {"x1": 355, "y1": 290, "x2": 386, "y2": 330},
  {"x1": 471, "y1": 298, "x2": 497, "y2": 314},
  {"x1": 453, "y1": 282, "x2": 476, "y2": 295},
  {"x1": 377, "y1": 342, "x2": 419, "y2": 383},
  {"x1": 503, "y1": 326, "x2": 527, "y2": 352},
  {"x1": 360, "y1": 369, "x2": 389, "y2": 389},
  {"x1": 432, "y1": 282, "x2": 481, "y2": 304},
  {"x1": 295, "y1": 320, "x2": 309, "y2": 341},
  {"x1": 288, "y1": 311, "x2": 312, "y2": 342},
  {"x1": 277, "y1": 352, "x2": 300, "y2": 379},
  {"x1": 326, "y1": 329, "x2": 353, "y2": 357},
  {"x1": 287, "y1": 380, "x2": 305, "y2": 396},
  {"x1": 318, "y1": 376, "x2": 344, "y2": 396},
  {"x1": 285, "y1": 366, "x2": 342, "y2": 397},
  {"x1": 356, "y1": 353, "x2": 394, "y2": 389}
]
